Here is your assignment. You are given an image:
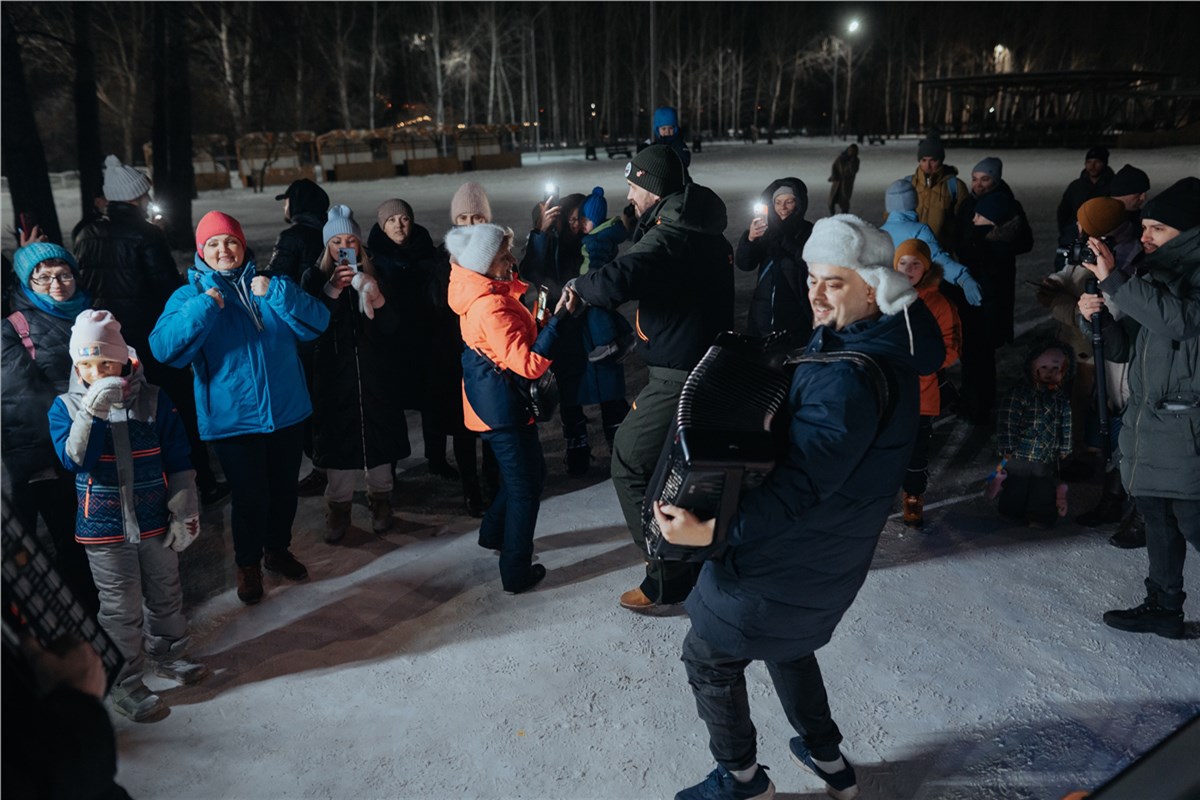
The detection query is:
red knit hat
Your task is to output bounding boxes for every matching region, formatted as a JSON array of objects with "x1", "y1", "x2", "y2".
[{"x1": 195, "y1": 211, "x2": 246, "y2": 255}]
